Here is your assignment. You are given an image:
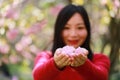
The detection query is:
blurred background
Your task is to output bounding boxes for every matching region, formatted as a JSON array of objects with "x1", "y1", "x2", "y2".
[{"x1": 0, "y1": 0, "x2": 120, "y2": 80}]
